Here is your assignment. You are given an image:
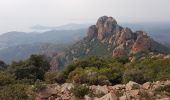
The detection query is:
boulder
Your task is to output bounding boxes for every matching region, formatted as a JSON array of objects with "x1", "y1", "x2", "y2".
[
  {"x1": 90, "y1": 85, "x2": 109, "y2": 95},
  {"x1": 129, "y1": 89, "x2": 140, "y2": 97},
  {"x1": 111, "y1": 84, "x2": 126, "y2": 90},
  {"x1": 119, "y1": 95, "x2": 131, "y2": 100},
  {"x1": 35, "y1": 85, "x2": 58, "y2": 100},
  {"x1": 84, "y1": 95, "x2": 92, "y2": 100},
  {"x1": 96, "y1": 92, "x2": 118, "y2": 100},
  {"x1": 142, "y1": 82, "x2": 151, "y2": 89},
  {"x1": 61, "y1": 83, "x2": 74, "y2": 92},
  {"x1": 126, "y1": 81, "x2": 140, "y2": 90}
]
